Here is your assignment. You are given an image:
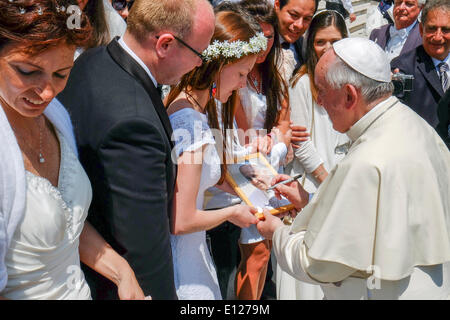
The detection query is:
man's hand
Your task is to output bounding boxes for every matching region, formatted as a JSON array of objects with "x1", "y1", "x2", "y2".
[
  {"x1": 271, "y1": 174, "x2": 309, "y2": 210},
  {"x1": 256, "y1": 209, "x2": 285, "y2": 239},
  {"x1": 349, "y1": 13, "x2": 356, "y2": 23}
]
